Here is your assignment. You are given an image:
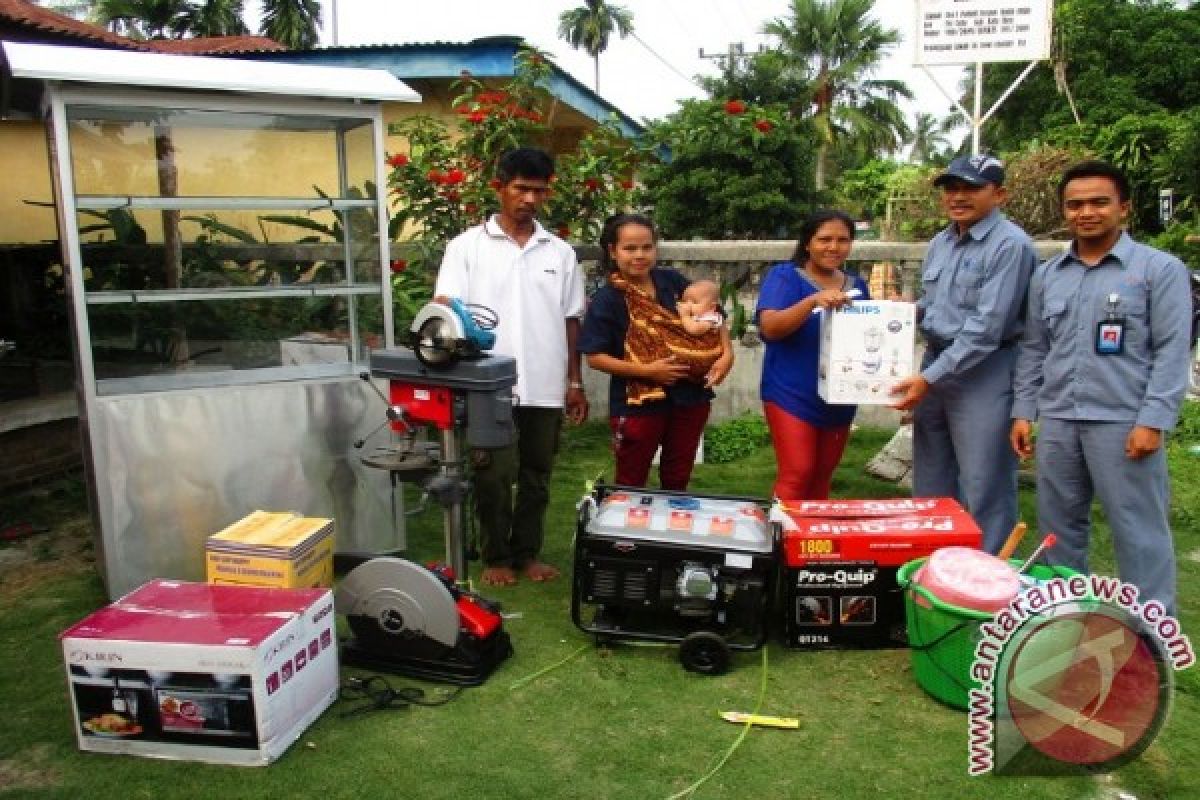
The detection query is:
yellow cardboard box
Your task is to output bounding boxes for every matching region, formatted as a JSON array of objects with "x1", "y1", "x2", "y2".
[{"x1": 206, "y1": 510, "x2": 335, "y2": 589}]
